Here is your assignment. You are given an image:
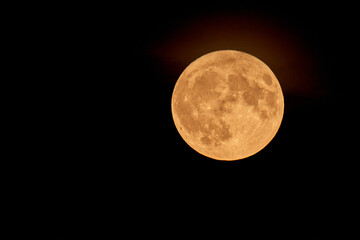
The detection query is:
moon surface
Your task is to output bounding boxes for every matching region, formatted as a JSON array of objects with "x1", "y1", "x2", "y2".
[{"x1": 171, "y1": 50, "x2": 284, "y2": 161}]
